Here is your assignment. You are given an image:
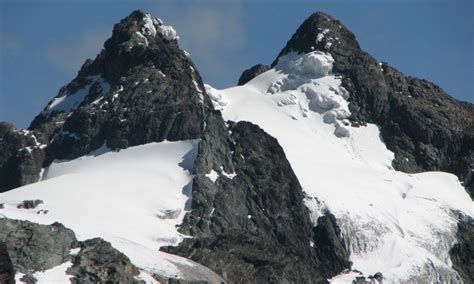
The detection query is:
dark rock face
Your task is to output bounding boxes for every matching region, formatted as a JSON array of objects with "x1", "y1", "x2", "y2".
[
  {"x1": 0, "y1": 218, "x2": 142, "y2": 282},
  {"x1": 450, "y1": 215, "x2": 474, "y2": 283},
  {"x1": 313, "y1": 212, "x2": 351, "y2": 274},
  {"x1": 68, "y1": 238, "x2": 143, "y2": 284},
  {"x1": 164, "y1": 117, "x2": 350, "y2": 283},
  {"x1": 237, "y1": 64, "x2": 270, "y2": 85},
  {"x1": 27, "y1": 10, "x2": 211, "y2": 165},
  {"x1": 272, "y1": 12, "x2": 474, "y2": 198},
  {"x1": 0, "y1": 219, "x2": 77, "y2": 272},
  {"x1": 0, "y1": 122, "x2": 45, "y2": 193},
  {"x1": 17, "y1": 199, "x2": 44, "y2": 209},
  {"x1": 0, "y1": 242, "x2": 15, "y2": 284}
]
